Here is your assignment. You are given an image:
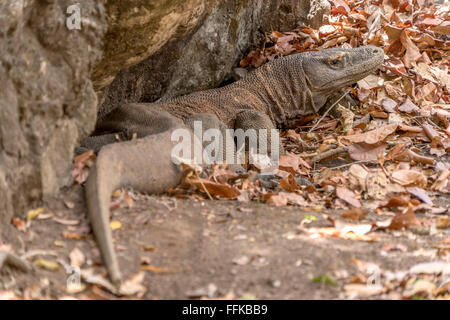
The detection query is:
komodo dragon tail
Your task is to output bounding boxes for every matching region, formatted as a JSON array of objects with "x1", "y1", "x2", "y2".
[{"x1": 85, "y1": 127, "x2": 185, "y2": 285}]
